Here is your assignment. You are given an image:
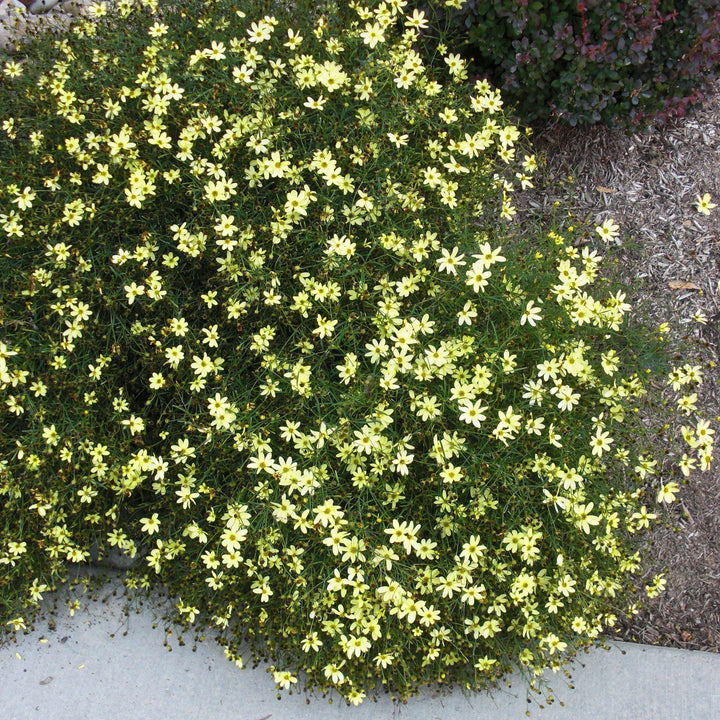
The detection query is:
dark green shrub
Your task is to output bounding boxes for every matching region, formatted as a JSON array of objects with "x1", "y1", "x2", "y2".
[{"x1": 416, "y1": 0, "x2": 720, "y2": 127}]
